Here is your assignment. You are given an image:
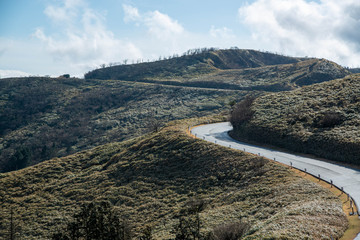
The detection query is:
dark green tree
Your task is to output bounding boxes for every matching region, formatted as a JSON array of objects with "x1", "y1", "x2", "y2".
[
  {"x1": 172, "y1": 214, "x2": 202, "y2": 240},
  {"x1": 172, "y1": 198, "x2": 207, "y2": 240},
  {"x1": 6, "y1": 208, "x2": 22, "y2": 240},
  {"x1": 4, "y1": 147, "x2": 31, "y2": 172},
  {"x1": 230, "y1": 96, "x2": 256, "y2": 130},
  {"x1": 52, "y1": 201, "x2": 131, "y2": 240}
]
